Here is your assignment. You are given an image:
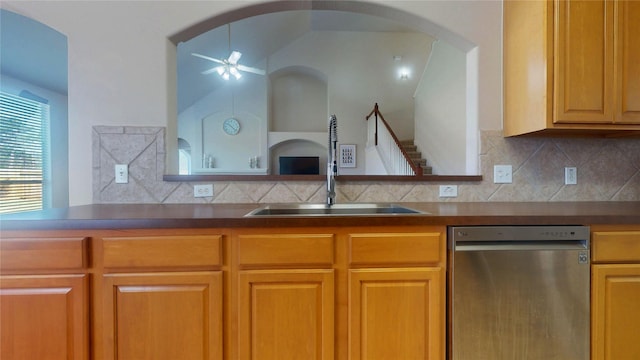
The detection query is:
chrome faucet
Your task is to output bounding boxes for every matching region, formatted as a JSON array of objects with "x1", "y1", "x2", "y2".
[{"x1": 327, "y1": 114, "x2": 338, "y2": 205}]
